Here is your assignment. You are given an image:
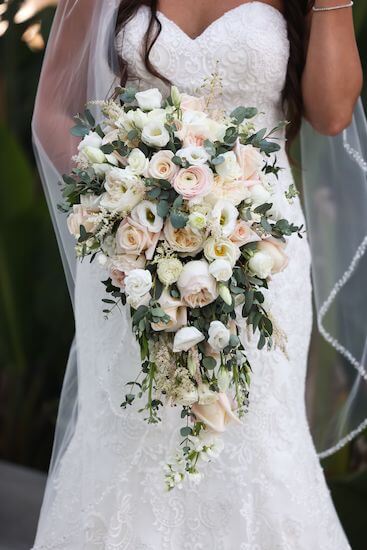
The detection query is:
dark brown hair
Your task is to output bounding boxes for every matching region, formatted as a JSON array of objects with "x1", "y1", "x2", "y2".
[{"x1": 115, "y1": 1, "x2": 314, "y2": 150}]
